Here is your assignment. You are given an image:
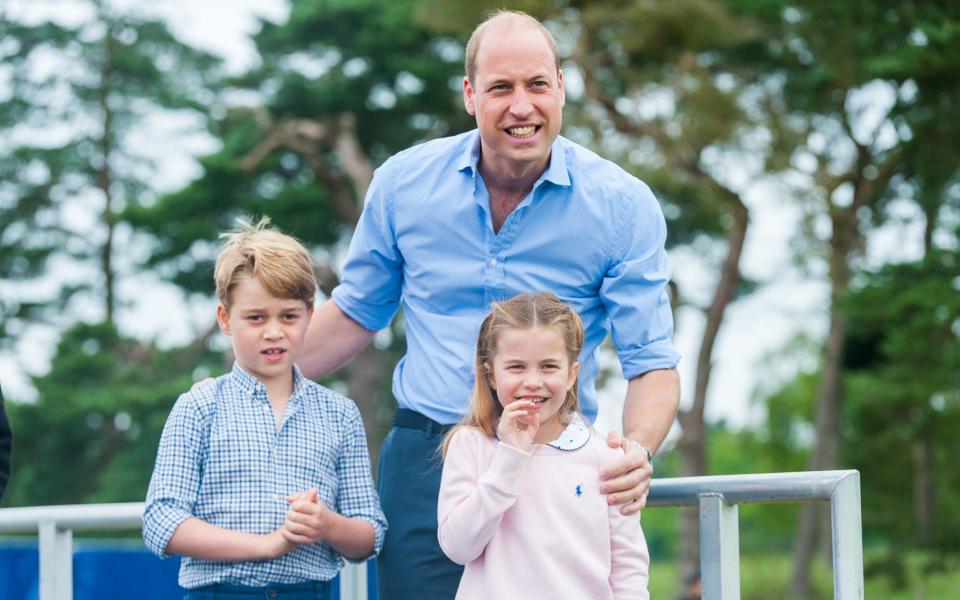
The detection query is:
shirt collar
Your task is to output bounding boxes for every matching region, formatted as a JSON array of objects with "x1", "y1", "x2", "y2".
[
  {"x1": 456, "y1": 130, "x2": 572, "y2": 189},
  {"x1": 545, "y1": 412, "x2": 591, "y2": 451},
  {"x1": 228, "y1": 362, "x2": 307, "y2": 403}
]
